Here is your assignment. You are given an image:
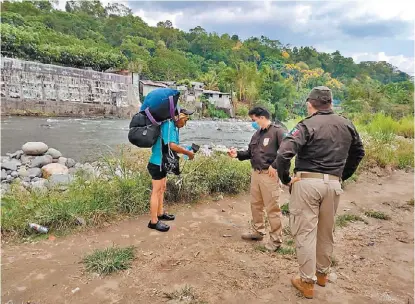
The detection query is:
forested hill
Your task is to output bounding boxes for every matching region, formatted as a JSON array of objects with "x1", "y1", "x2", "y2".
[{"x1": 1, "y1": 1, "x2": 413, "y2": 119}]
